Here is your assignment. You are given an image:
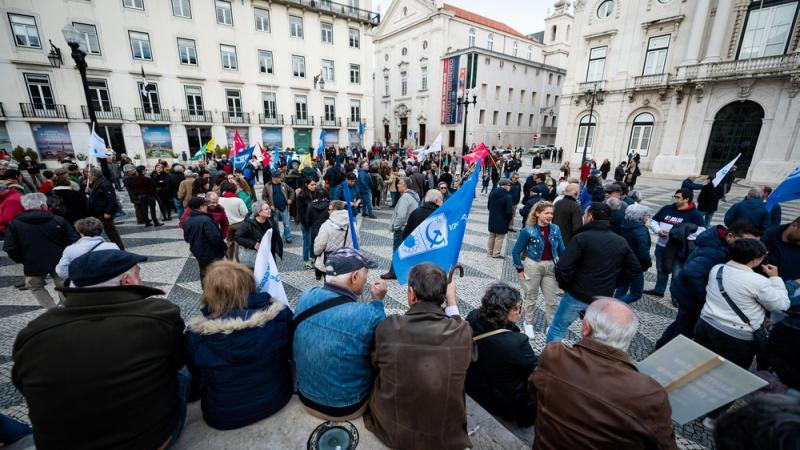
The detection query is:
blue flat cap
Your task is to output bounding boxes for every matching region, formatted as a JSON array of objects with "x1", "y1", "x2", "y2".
[{"x1": 69, "y1": 249, "x2": 148, "y2": 287}]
